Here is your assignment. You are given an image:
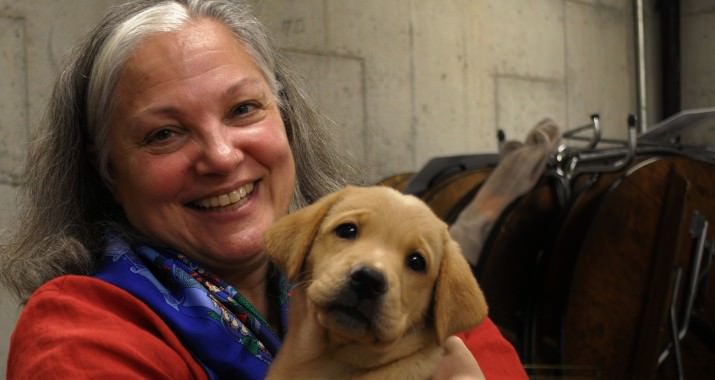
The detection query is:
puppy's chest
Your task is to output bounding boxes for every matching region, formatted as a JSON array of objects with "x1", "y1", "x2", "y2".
[
  {"x1": 338, "y1": 345, "x2": 442, "y2": 380},
  {"x1": 307, "y1": 339, "x2": 441, "y2": 380}
]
